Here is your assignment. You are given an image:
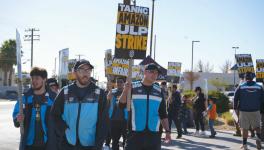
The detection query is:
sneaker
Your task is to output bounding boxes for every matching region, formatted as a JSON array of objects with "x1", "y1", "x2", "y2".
[
  {"x1": 209, "y1": 135, "x2": 215, "y2": 138},
  {"x1": 200, "y1": 131, "x2": 206, "y2": 137},
  {"x1": 251, "y1": 132, "x2": 256, "y2": 138},
  {"x1": 233, "y1": 133, "x2": 242, "y2": 137},
  {"x1": 193, "y1": 131, "x2": 199, "y2": 136},
  {"x1": 256, "y1": 137, "x2": 262, "y2": 150},
  {"x1": 103, "y1": 145, "x2": 111, "y2": 150},
  {"x1": 213, "y1": 131, "x2": 217, "y2": 136},
  {"x1": 177, "y1": 135, "x2": 182, "y2": 139},
  {"x1": 240, "y1": 144, "x2": 248, "y2": 150}
]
